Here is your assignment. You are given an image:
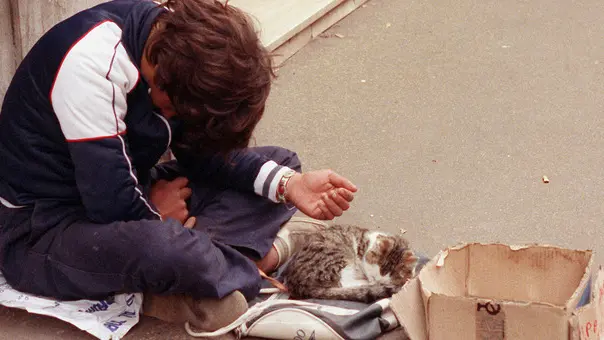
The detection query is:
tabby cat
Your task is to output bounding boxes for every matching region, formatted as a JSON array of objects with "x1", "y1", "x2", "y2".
[{"x1": 282, "y1": 224, "x2": 418, "y2": 303}]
